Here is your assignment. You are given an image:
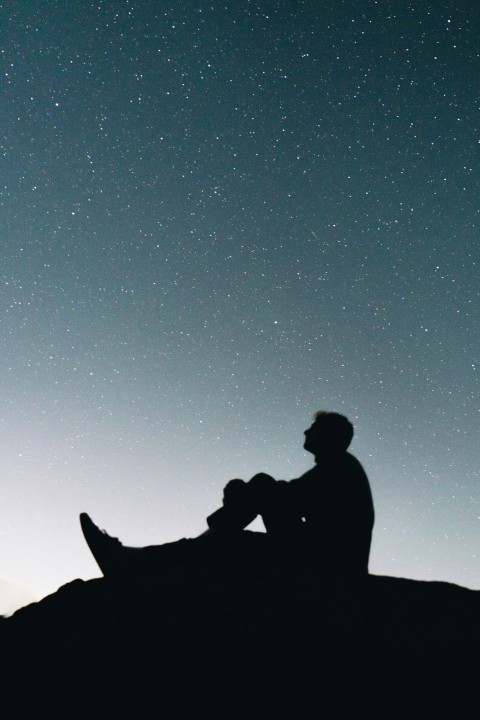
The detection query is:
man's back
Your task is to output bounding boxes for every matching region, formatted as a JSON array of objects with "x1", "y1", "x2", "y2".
[{"x1": 289, "y1": 451, "x2": 374, "y2": 573}]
